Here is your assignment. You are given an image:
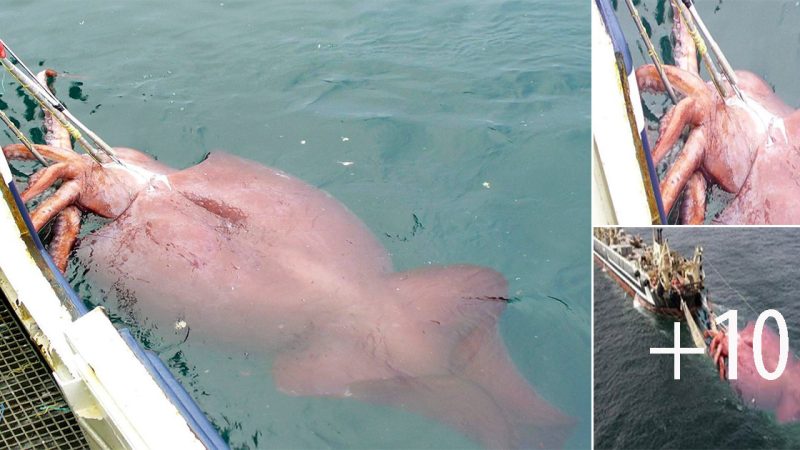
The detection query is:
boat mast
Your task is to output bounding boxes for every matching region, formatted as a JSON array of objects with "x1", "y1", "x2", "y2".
[{"x1": 653, "y1": 228, "x2": 663, "y2": 245}]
